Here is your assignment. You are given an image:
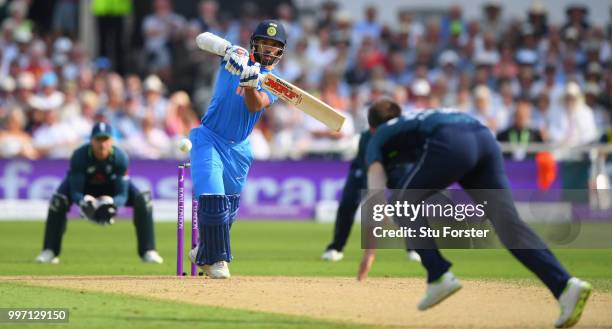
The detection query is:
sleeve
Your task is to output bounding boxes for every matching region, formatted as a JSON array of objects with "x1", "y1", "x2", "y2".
[
  {"x1": 365, "y1": 134, "x2": 384, "y2": 167},
  {"x1": 68, "y1": 149, "x2": 86, "y2": 202},
  {"x1": 112, "y1": 150, "x2": 130, "y2": 208}
]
